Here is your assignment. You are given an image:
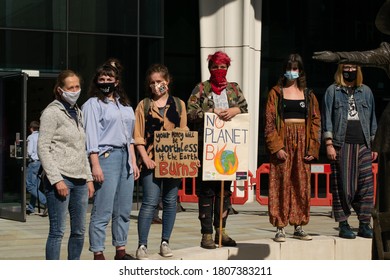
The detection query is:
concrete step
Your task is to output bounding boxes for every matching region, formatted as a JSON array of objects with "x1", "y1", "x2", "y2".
[{"x1": 146, "y1": 236, "x2": 372, "y2": 260}]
